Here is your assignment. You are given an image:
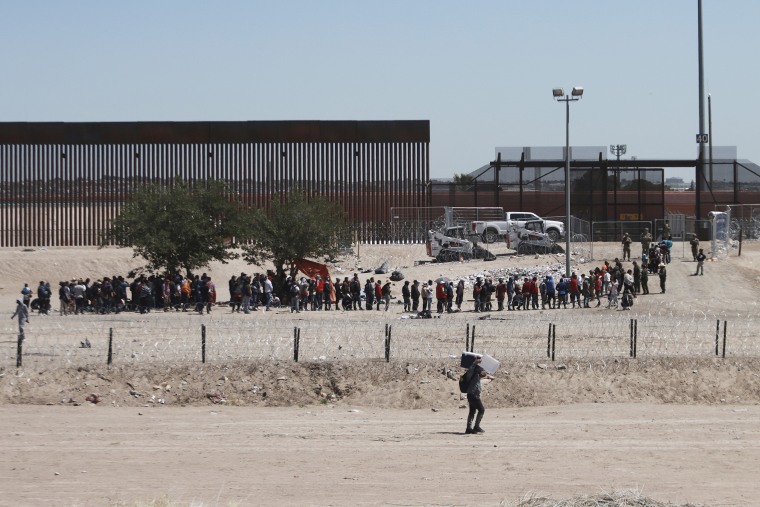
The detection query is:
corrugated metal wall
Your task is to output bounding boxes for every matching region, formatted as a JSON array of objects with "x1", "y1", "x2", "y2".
[{"x1": 0, "y1": 121, "x2": 430, "y2": 246}]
